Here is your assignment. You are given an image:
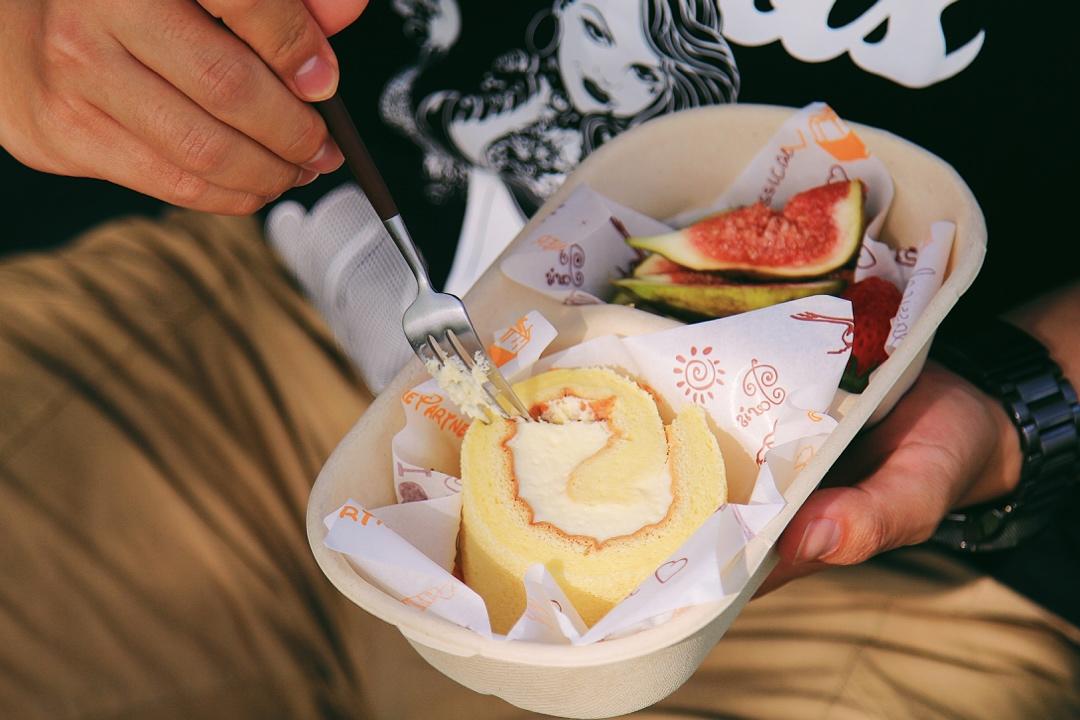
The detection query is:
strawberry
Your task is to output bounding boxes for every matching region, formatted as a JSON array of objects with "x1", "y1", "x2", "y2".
[{"x1": 839, "y1": 276, "x2": 902, "y2": 392}]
